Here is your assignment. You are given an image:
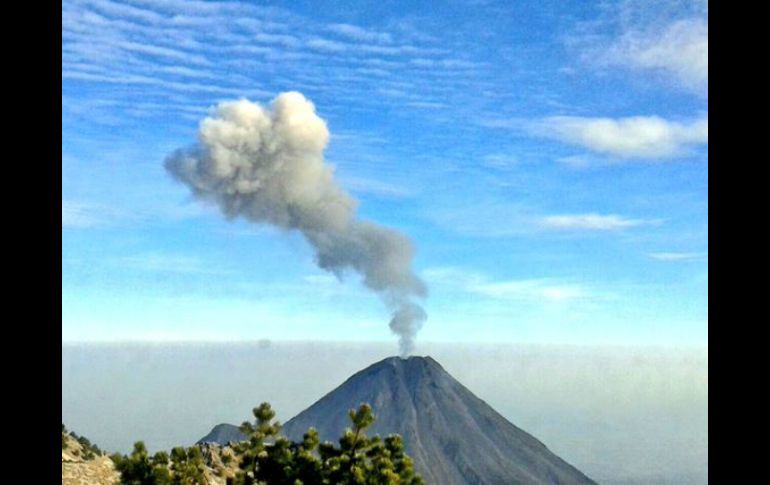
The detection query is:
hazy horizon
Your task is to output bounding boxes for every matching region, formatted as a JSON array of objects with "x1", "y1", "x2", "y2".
[{"x1": 62, "y1": 341, "x2": 707, "y2": 485}]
